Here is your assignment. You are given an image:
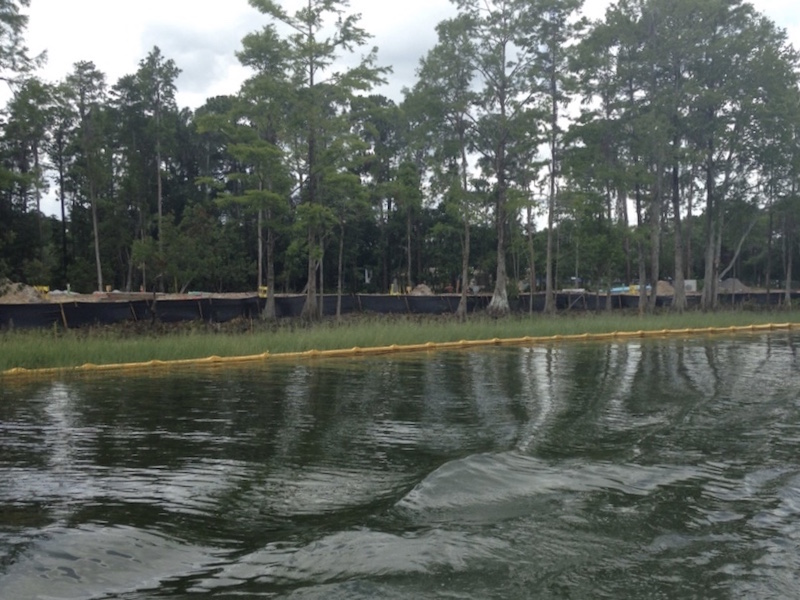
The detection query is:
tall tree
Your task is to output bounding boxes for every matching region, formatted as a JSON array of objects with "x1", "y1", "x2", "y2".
[
  {"x1": 0, "y1": 1, "x2": 43, "y2": 282},
  {"x1": 237, "y1": 25, "x2": 294, "y2": 317},
  {"x1": 44, "y1": 79, "x2": 90, "y2": 287},
  {"x1": 0, "y1": 0, "x2": 40, "y2": 86},
  {"x1": 3, "y1": 77, "x2": 51, "y2": 222},
  {"x1": 245, "y1": 0, "x2": 388, "y2": 320},
  {"x1": 67, "y1": 61, "x2": 109, "y2": 292},
  {"x1": 689, "y1": 4, "x2": 794, "y2": 309},
  {"x1": 452, "y1": 0, "x2": 540, "y2": 315},
  {"x1": 569, "y1": 4, "x2": 634, "y2": 287},
  {"x1": 532, "y1": 0, "x2": 584, "y2": 314},
  {"x1": 136, "y1": 47, "x2": 181, "y2": 262},
  {"x1": 324, "y1": 167, "x2": 368, "y2": 320},
  {"x1": 111, "y1": 73, "x2": 152, "y2": 290},
  {"x1": 411, "y1": 15, "x2": 477, "y2": 318},
  {"x1": 384, "y1": 161, "x2": 423, "y2": 289},
  {"x1": 1, "y1": 76, "x2": 54, "y2": 283},
  {"x1": 351, "y1": 94, "x2": 405, "y2": 292}
]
